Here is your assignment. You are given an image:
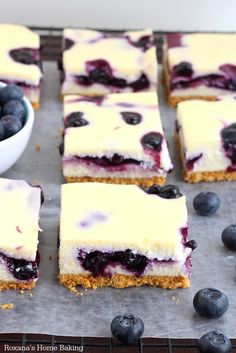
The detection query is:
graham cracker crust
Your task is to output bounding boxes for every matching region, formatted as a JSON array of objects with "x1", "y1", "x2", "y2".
[
  {"x1": 31, "y1": 102, "x2": 40, "y2": 111},
  {"x1": 64, "y1": 175, "x2": 165, "y2": 187},
  {"x1": 175, "y1": 131, "x2": 236, "y2": 182},
  {"x1": 0, "y1": 280, "x2": 36, "y2": 291},
  {"x1": 162, "y1": 54, "x2": 216, "y2": 108},
  {"x1": 59, "y1": 273, "x2": 190, "y2": 290}
]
